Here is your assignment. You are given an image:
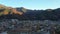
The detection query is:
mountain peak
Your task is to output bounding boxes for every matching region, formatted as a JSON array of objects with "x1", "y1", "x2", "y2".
[{"x1": 16, "y1": 7, "x2": 27, "y2": 13}]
